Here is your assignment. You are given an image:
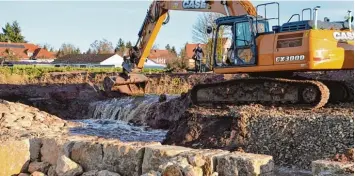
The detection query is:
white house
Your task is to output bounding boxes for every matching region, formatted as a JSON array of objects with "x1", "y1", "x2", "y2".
[{"x1": 52, "y1": 54, "x2": 166, "y2": 69}]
